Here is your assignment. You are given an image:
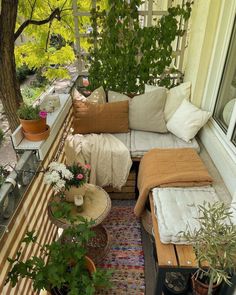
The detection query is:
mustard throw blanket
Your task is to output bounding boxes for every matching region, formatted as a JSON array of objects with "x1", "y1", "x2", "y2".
[{"x1": 134, "y1": 148, "x2": 213, "y2": 217}]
